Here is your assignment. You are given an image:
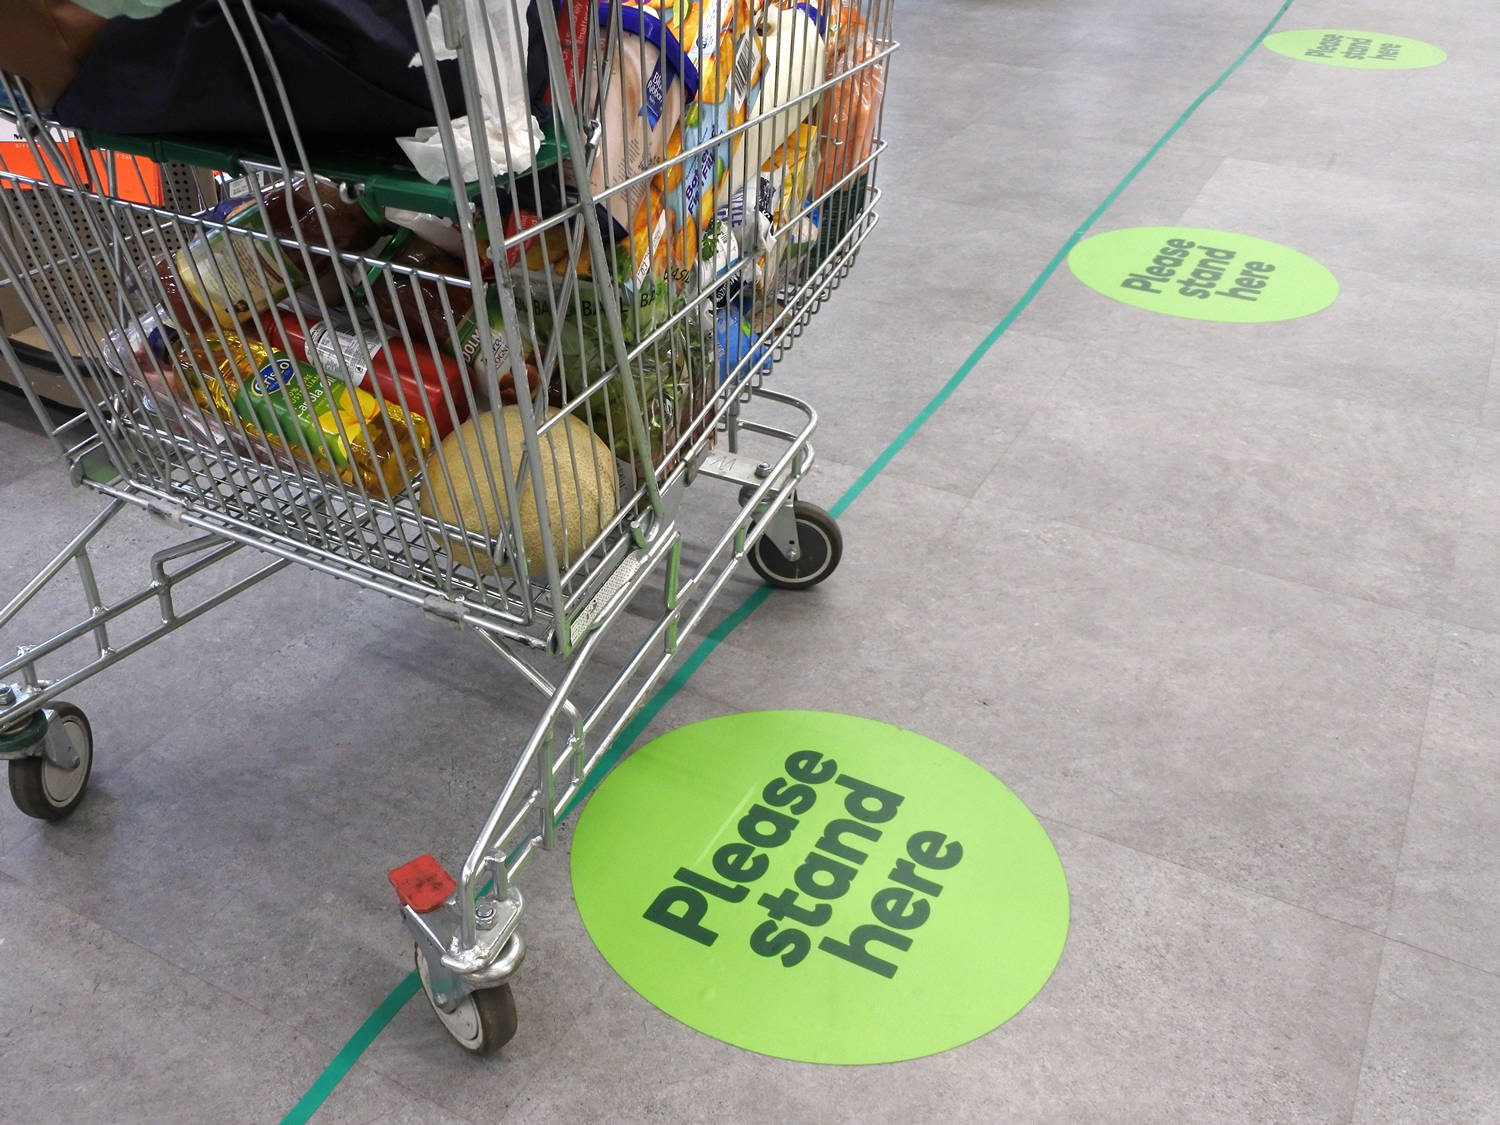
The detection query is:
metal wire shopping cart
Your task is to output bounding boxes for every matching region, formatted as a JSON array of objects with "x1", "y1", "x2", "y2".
[{"x1": 0, "y1": 0, "x2": 893, "y2": 1053}]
